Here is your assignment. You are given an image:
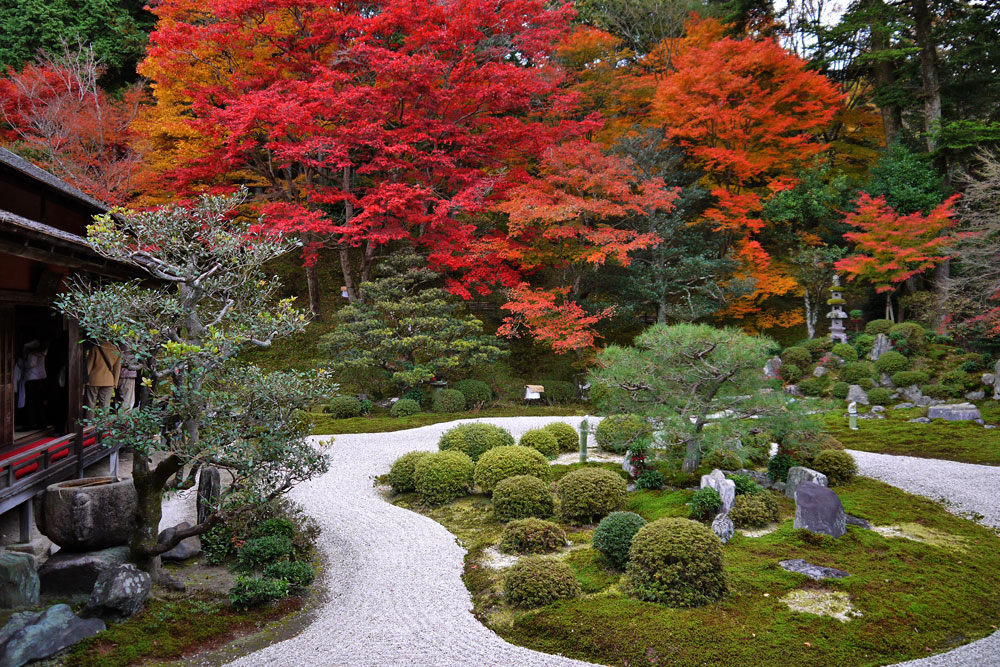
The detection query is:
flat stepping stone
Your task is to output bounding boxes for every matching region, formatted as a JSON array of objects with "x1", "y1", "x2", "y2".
[{"x1": 779, "y1": 559, "x2": 850, "y2": 581}]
